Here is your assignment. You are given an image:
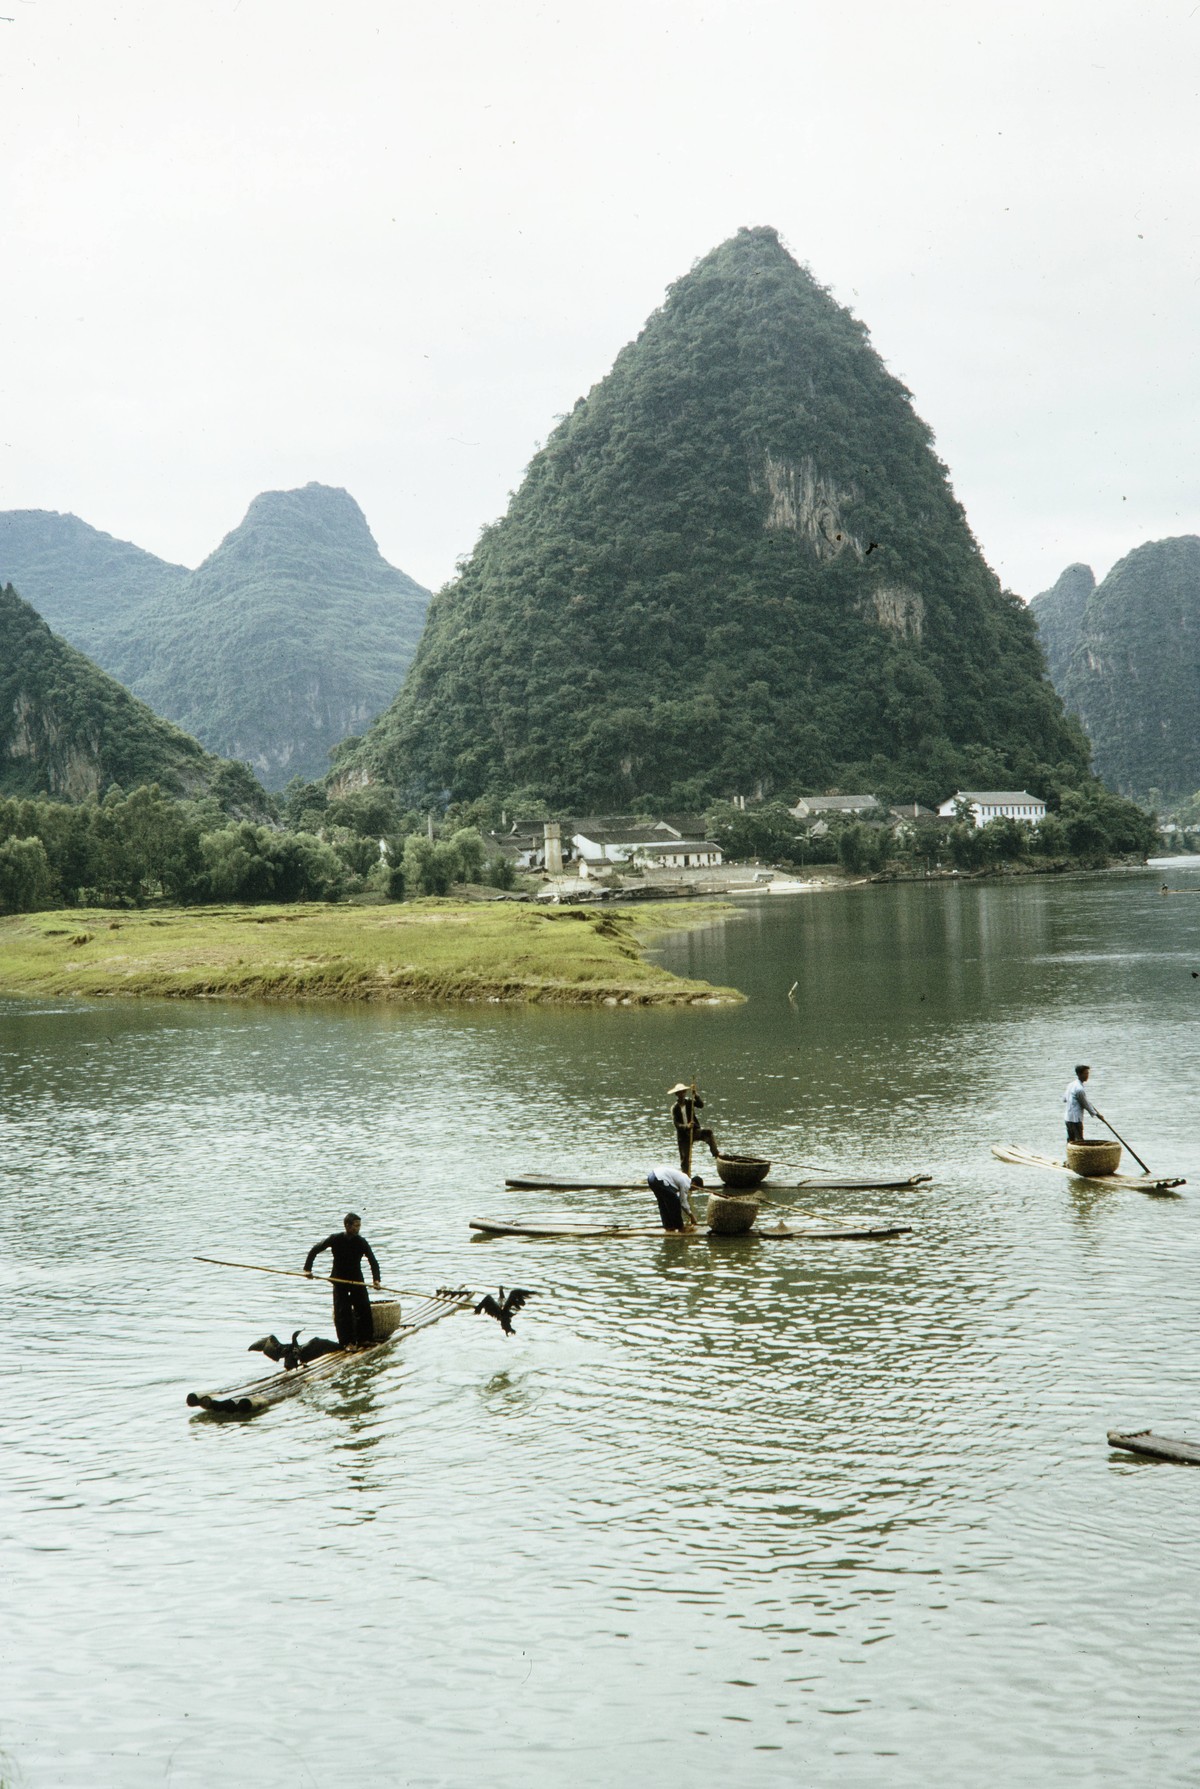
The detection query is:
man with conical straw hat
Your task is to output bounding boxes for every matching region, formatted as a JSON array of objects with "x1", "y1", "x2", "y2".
[{"x1": 669, "y1": 1080, "x2": 719, "y2": 1174}]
